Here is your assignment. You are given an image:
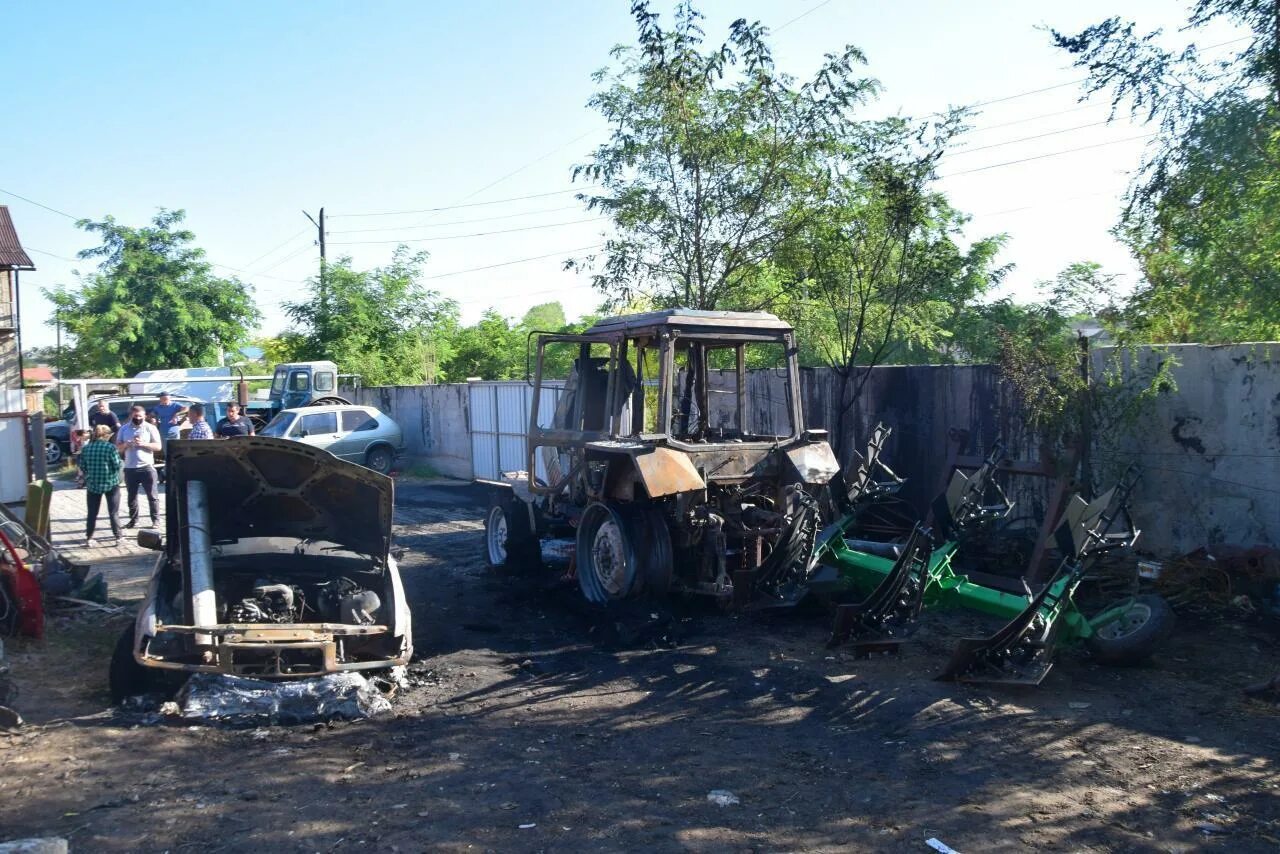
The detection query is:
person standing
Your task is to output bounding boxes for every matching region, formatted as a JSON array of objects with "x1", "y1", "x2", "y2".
[
  {"x1": 215, "y1": 402, "x2": 255, "y2": 438},
  {"x1": 185, "y1": 403, "x2": 214, "y2": 439},
  {"x1": 87, "y1": 398, "x2": 120, "y2": 436},
  {"x1": 116, "y1": 404, "x2": 162, "y2": 528},
  {"x1": 150, "y1": 392, "x2": 187, "y2": 451},
  {"x1": 78, "y1": 424, "x2": 123, "y2": 546}
]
